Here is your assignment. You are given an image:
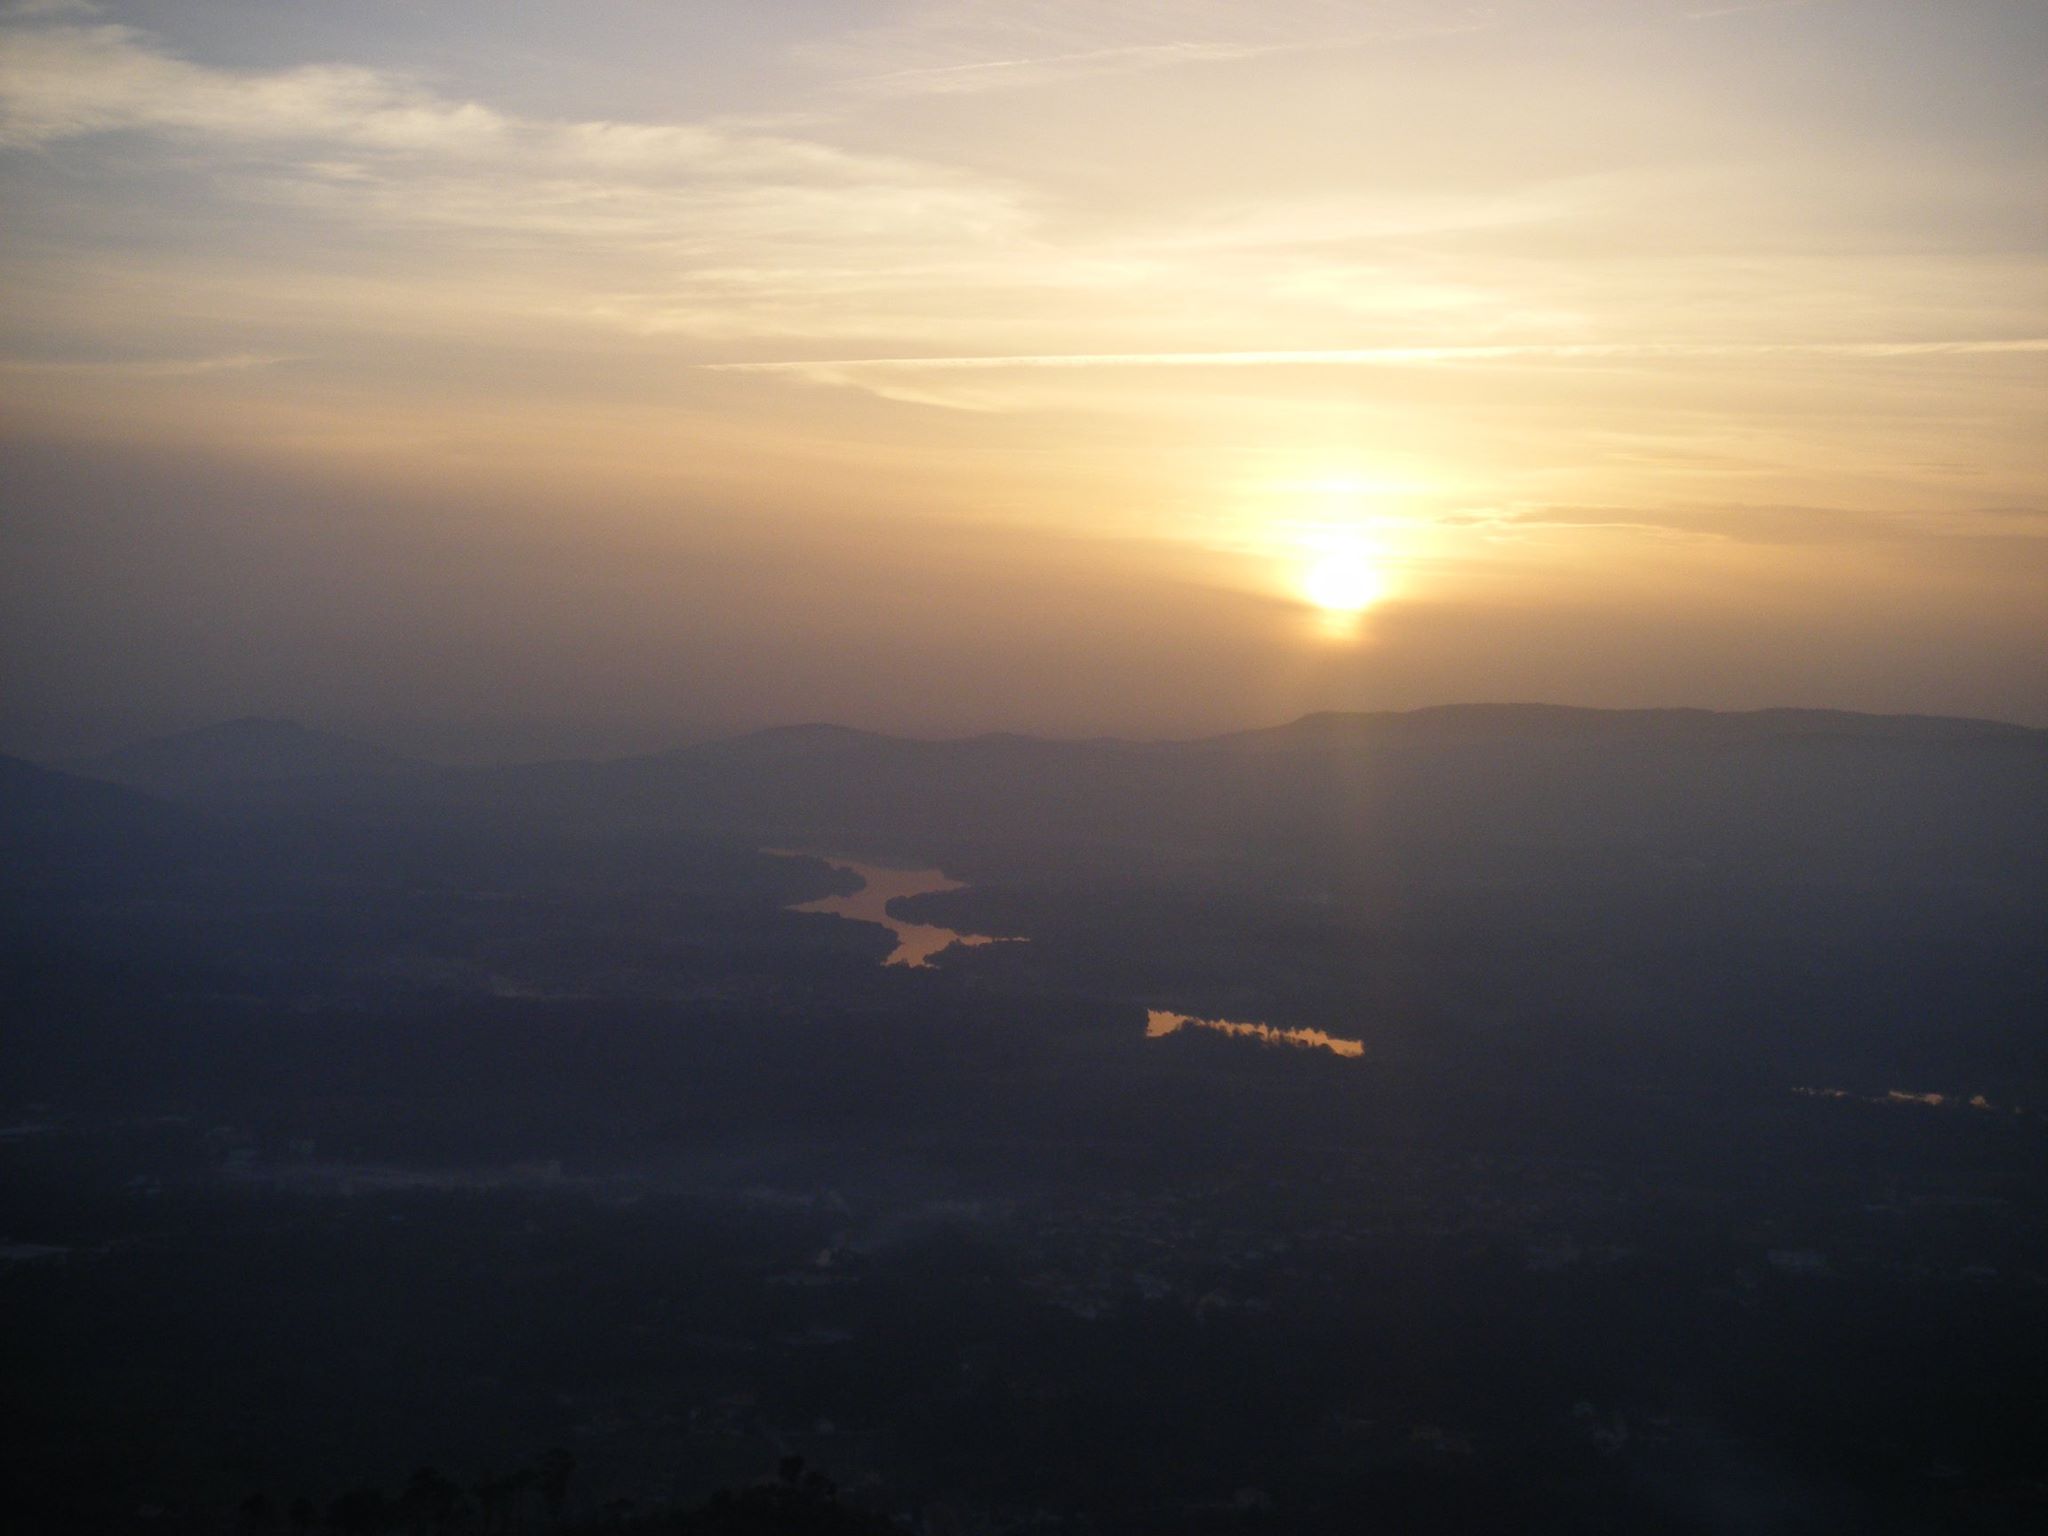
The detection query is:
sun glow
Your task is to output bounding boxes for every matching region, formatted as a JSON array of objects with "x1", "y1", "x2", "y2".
[
  {"x1": 1301, "y1": 548, "x2": 1385, "y2": 613},
  {"x1": 1249, "y1": 468, "x2": 1413, "y2": 622}
]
